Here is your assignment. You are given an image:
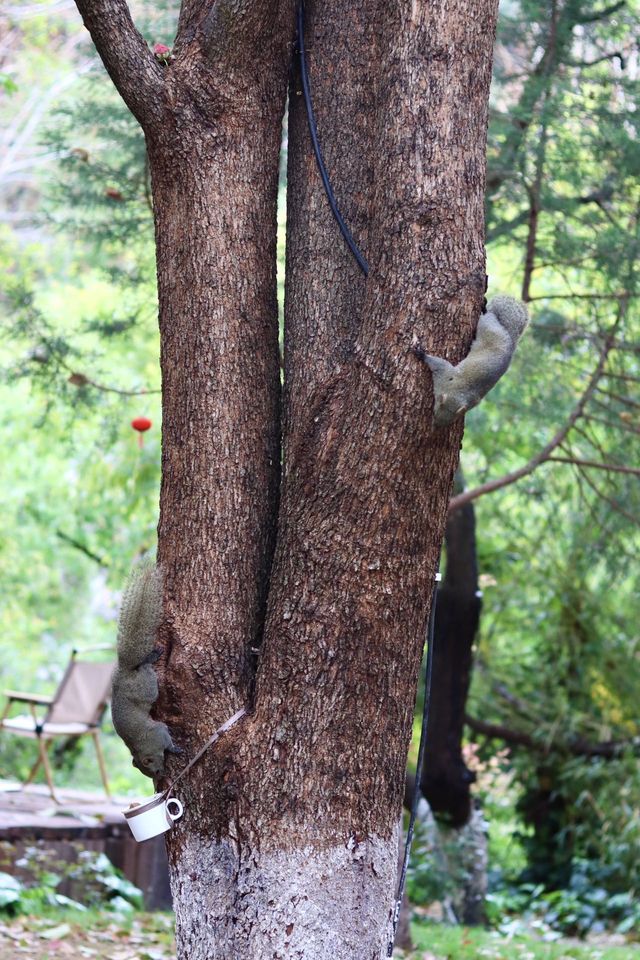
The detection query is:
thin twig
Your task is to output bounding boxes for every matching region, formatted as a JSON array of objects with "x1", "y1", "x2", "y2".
[
  {"x1": 547, "y1": 456, "x2": 640, "y2": 475},
  {"x1": 67, "y1": 370, "x2": 160, "y2": 396},
  {"x1": 56, "y1": 530, "x2": 108, "y2": 566},
  {"x1": 526, "y1": 292, "x2": 635, "y2": 302},
  {"x1": 594, "y1": 386, "x2": 640, "y2": 410},
  {"x1": 585, "y1": 413, "x2": 640, "y2": 436},
  {"x1": 574, "y1": 463, "x2": 640, "y2": 525}
]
